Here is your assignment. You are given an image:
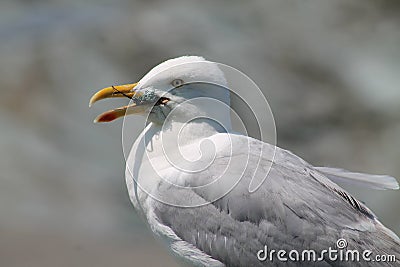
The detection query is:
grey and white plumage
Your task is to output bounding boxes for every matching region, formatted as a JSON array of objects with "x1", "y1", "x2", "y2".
[
  {"x1": 91, "y1": 56, "x2": 399, "y2": 266},
  {"x1": 127, "y1": 131, "x2": 399, "y2": 267}
]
